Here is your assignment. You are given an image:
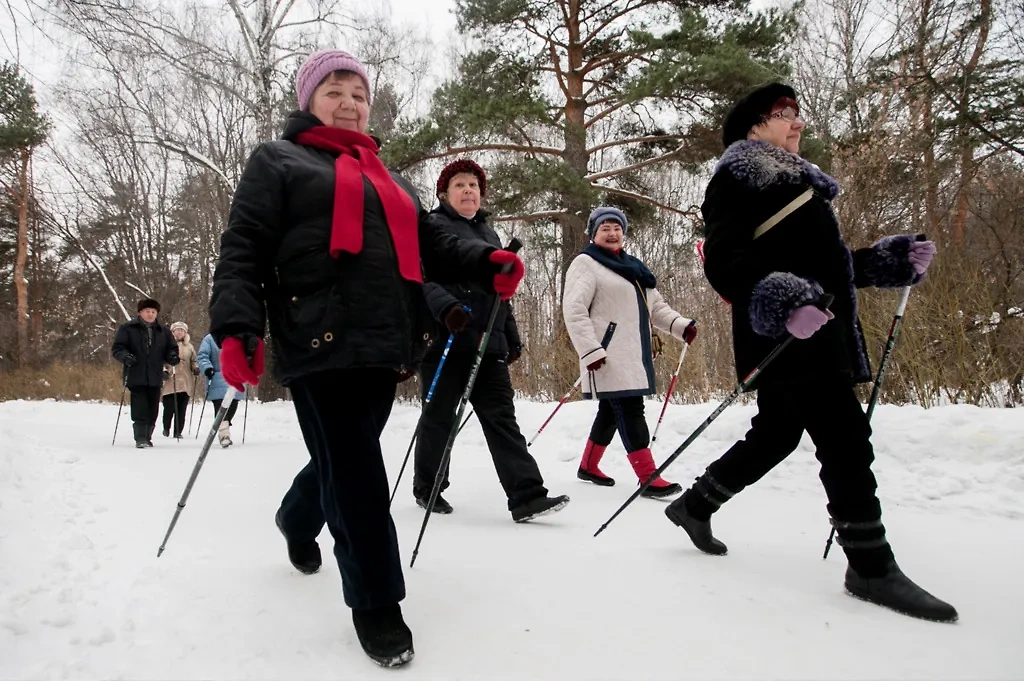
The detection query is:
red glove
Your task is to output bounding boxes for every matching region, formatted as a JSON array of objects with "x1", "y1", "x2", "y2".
[
  {"x1": 587, "y1": 357, "x2": 606, "y2": 372},
  {"x1": 489, "y1": 250, "x2": 525, "y2": 300},
  {"x1": 683, "y1": 320, "x2": 697, "y2": 345},
  {"x1": 220, "y1": 336, "x2": 265, "y2": 391}
]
